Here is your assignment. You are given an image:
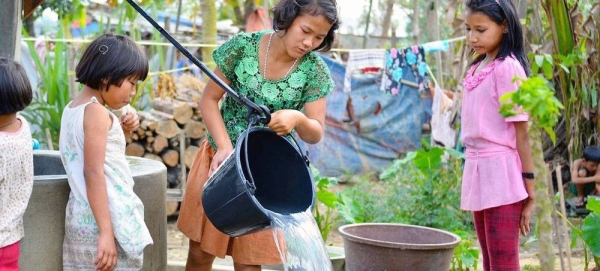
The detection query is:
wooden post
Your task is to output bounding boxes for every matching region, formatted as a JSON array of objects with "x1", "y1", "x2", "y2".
[
  {"x1": 555, "y1": 164, "x2": 573, "y2": 271},
  {"x1": 0, "y1": 0, "x2": 22, "y2": 60},
  {"x1": 178, "y1": 131, "x2": 187, "y2": 247}
]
